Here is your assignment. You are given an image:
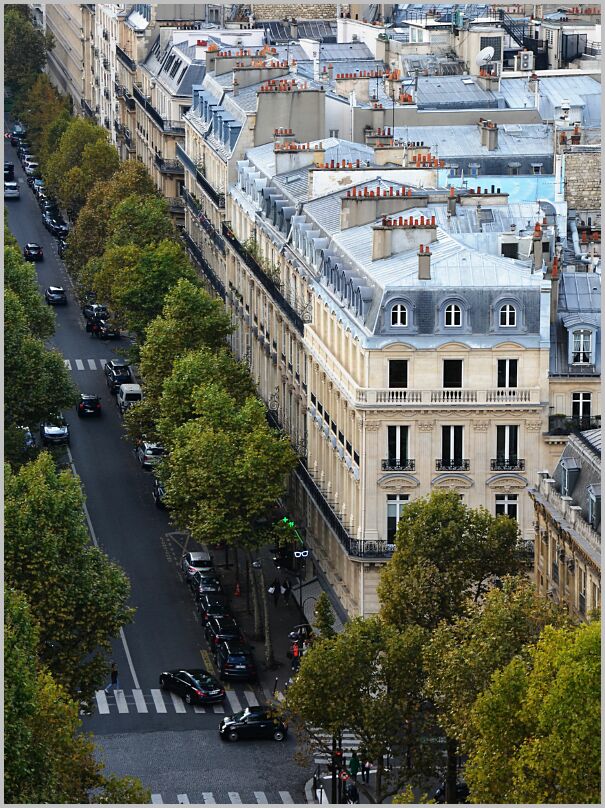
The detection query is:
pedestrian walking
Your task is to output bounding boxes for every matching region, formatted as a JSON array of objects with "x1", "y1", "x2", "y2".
[
  {"x1": 348, "y1": 750, "x2": 360, "y2": 782},
  {"x1": 361, "y1": 757, "x2": 371, "y2": 784},
  {"x1": 345, "y1": 781, "x2": 359, "y2": 804},
  {"x1": 104, "y1": 662, "x2": 119, "y2": 693},
  {"x1": 272, "y1": 578, "x2": 281, "y2": 606},
  {"x1": 291, "y1": 640, "x2": 301, "y2": 671},
  {"x1": 282, "y1": 578, "x2": 292, "y2": 604}
]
